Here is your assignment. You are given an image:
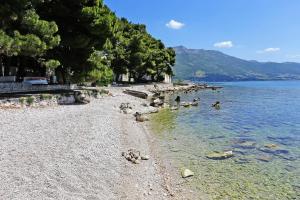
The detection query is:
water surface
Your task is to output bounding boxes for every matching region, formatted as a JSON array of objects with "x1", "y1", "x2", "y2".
[{"x1": 152, "y1": 81, "x2": 300, "y2": 200}]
